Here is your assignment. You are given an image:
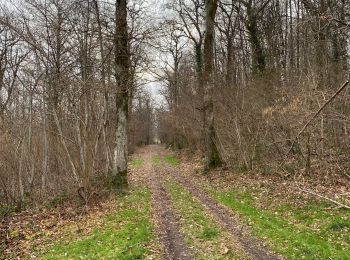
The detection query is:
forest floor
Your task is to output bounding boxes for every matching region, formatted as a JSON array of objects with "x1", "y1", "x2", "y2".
[{"x1": 1, "y1": 145, "x2": 349, "y2": 259}]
